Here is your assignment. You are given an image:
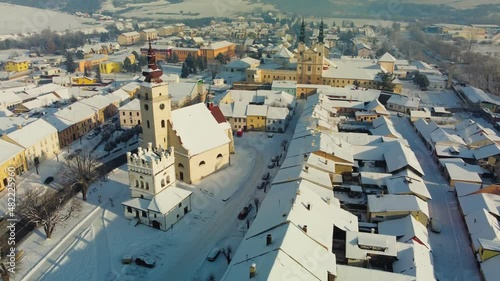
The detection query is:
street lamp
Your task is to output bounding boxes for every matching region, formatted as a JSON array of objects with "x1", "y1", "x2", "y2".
[{"x1": 34, "y1": 157, "x2": 40, "y2": 175}]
